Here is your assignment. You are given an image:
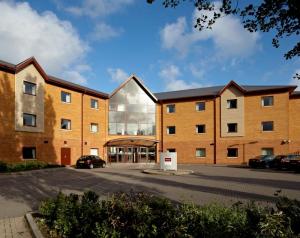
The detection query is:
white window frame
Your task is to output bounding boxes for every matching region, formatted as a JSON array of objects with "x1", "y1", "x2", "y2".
[
  {"x1": 90, "y1": 123, "x2": 99, "y2": 133},
  {"x1": 262, "y1": 96, "x2": 274, "y2": 107},
  {"x1": 167, "y1": 126, "x2": 176, "y2": 135},
  {"x1": 196, "y1": 148, "x2": 206, "y2": 157},
  {"x1": 227, "y1": 99, "x2": 237, "y2": 109},
  {"x1": 61, "y1": 91, "x2": 71, "y2": 103},
  {"x1": 61, "y1": 119, "x2": 71, "y2": 130},
  {"x1": 91, "y1": 99, "x2": 99, "y2": 109},
  {"x1": 166, "y1": 104, "x2": 176, "y2": 113},
  {"x1": 196, "y1": 102, "x2": 205, "y2": 111},
  {"x1": 23, "y1": 81, "x2": 36, "y2": 96}
]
